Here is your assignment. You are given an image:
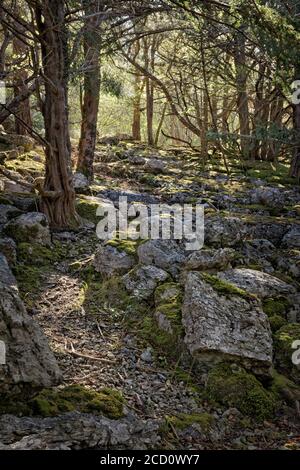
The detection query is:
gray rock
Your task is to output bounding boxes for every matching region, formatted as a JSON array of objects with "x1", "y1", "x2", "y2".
[
  {"x1": 0, "y1": 237, "x2": 17, "y2": 265},
  {"x1": 0, "y1": 412, "x2": 160, "y2": 450},
  {"x1": 182, "y1": 272, "x2": 272, "y2": 372},
  {"x1": 205, "y1": 216, "x2": 246, "y2": 247},
  {"x1": 0, "y1": 254, "x2": 61, "y2": 396},
  {"x1": 143, "y1": 158, "x2": 167, "y2": 174},
  {"x1": 249, "y1": 187, "x2": 285, "y2": 207},
  {"x1": 0, "y1": 204, "x2": 21, "y2": 225},
  {"x1": 250, "y1": 222, "x2": 288, "y2": 246},
  {"x1": 94, "y1": 245, "x2": 135, "y2": 277},
  {"x1": 4, "y1": 212, "x2": 51, "y2": 246},
  {"x1": 184, "y1": 248, "x2": 235, "y2": 271},
  {"x1": 281, "y1": 227, "x2": 300, "y2": 249},
  {"x1": 140, "y1": 347, "x2": 153, "y2": 363},
  {"x1": 73, "y1": 172, "x2": 89, "y2": 193},
  {"x1": 123, "y1": 265, "x2": 169, "y2": 300},
  {"x1": 218, "y1": 268, "x2": 295, "y2": 299},
  {"x1": 138, "y1": 240, "x2": 186, "y2": 277}
]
